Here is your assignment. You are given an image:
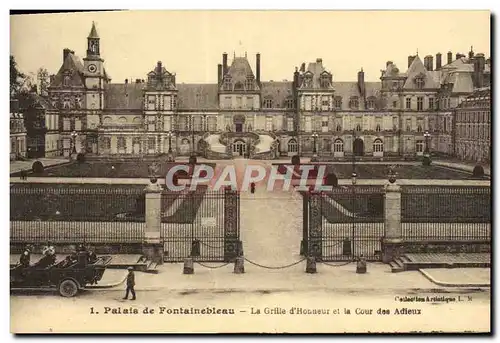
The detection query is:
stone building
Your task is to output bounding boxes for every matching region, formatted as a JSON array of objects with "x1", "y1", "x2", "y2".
[
  {"x1": 453, "y1": 87, "x2": 491, "y2": 163},
  {"x1": 45, "y1": 22, "x2": 490, "y2": 160},
  {"x1": 10, "y1": 100, "x2": 27, "y2": 160}
]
